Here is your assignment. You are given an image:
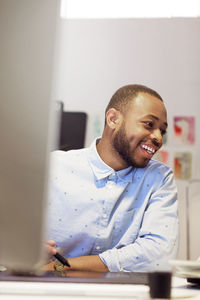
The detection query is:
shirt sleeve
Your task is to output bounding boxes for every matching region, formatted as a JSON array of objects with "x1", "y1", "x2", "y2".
[{"x1": 99, "y1": 169, "x2": 179, "y2": 272}]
